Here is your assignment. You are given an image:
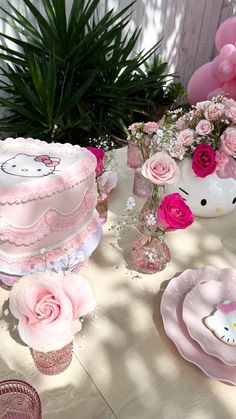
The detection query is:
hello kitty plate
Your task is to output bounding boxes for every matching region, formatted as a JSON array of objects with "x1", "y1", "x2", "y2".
[
  {"x1": 160, "y1": 266, "x2": 236, "y2": 385},
  {"x1": 183, "y1": 278, "x2": 236, "y2": 365}
]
